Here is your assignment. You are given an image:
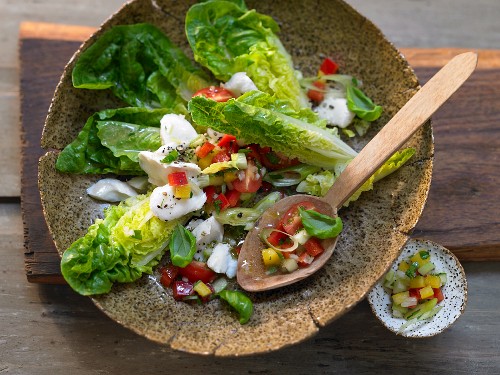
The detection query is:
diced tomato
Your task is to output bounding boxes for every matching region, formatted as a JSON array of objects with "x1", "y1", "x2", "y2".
[
  {"x1": 266, "y1": 227, "x2": 287, "y2": 247},
  {"x1": 433, "y1": 287, "x2": 445, "y2": 303},
  {"x1": 159, "y1": 264, "x2": 179, "y2": 288},
  {"x1": 232, "y1": 160, "x2": 263, "y2": 193},
  {"x1": 297, "y1": 252, "x2": 315, "y2": 267},
  {"x1": 260, "y1": 146, "x2": 300, "y2": 171},
  {"x1": 178, "y1": 261, "x2": 216, "y2": 284},
  {"x1": 192, "y1": 86, "x2": 236, "y2": 102},
  {"x1": 319, "y1": 57, "x2": 339, "y2": 75},
  {"x1": 196, "y1": 142, "x2": 215, "y2": 159},
  {"x1": 204, "y1": 186, "x2": 217, "y2": 204},
  {"x1": 244, "y1": 144, "x2": 262, "y2": 164},
  {"x1": 212, "y1": 149, "x2": 231, "y2": 163},
  {"x1": 172, "y1": 281, "x2": 194, "y2": 300},
  {"x1": 213, "y1": 193, "x2": 231, "y2": 211},
  {"x1": 304, "y1": 237, "x2": 324, "y2": 257},
  {"x1": 168, "y1": 172, "x2": 188, "y2": 186},
  {"x1": 307, "y1": 81, "x2": 326, "y2": 103},
  {"x1": 225, "y1": 189, "x2": 241, "y2": 207},
  {"x1": 278, "y1": 201, "x2": 316, "y2": 235},
  {"x1": 218, "y1": 134, "x2": 237, "y2": 148}
]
